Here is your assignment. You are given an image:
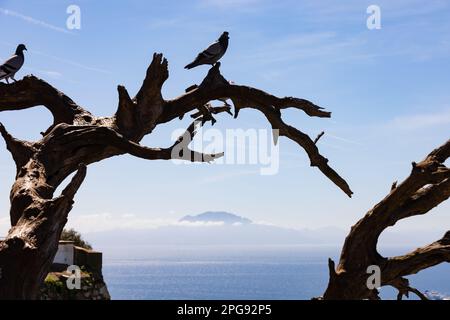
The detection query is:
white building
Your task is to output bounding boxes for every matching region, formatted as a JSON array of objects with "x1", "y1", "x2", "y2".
[{"x1": 53, "y1": 240, "x2": 75, "y2": 265}]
